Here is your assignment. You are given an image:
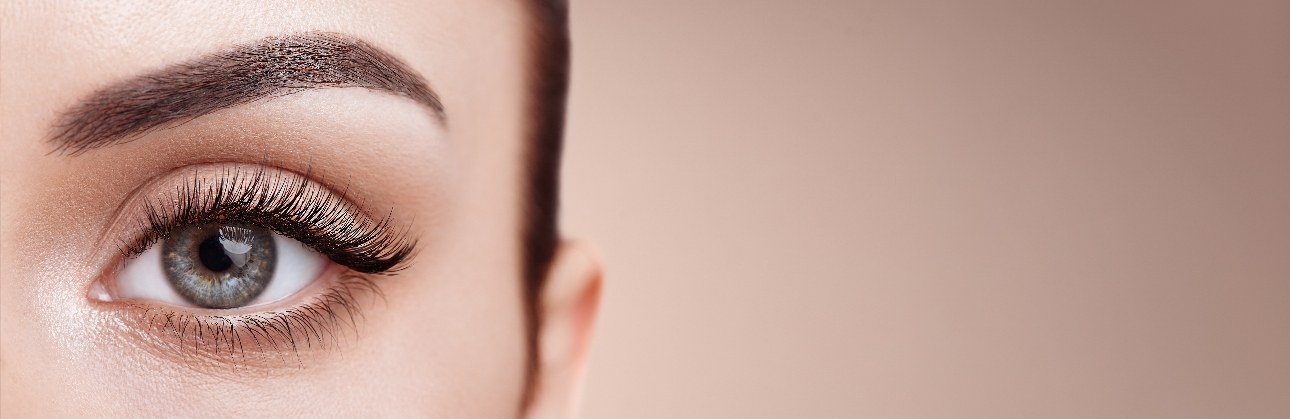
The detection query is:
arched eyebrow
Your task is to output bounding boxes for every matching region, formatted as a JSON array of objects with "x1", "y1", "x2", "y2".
[{"x1": 49, "y1": 32, "x2": 446, "y2": 155}]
